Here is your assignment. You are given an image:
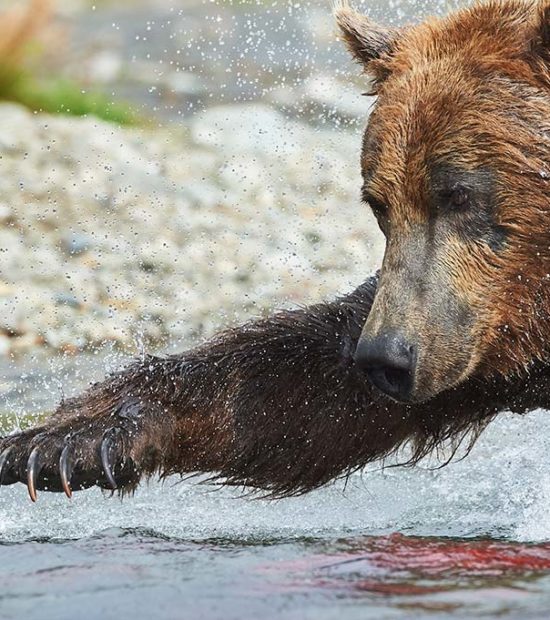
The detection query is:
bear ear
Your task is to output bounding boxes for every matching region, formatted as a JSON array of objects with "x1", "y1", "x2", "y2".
[{"x1": 334, "y1": 3, "x2": 400, "y2": 71}]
